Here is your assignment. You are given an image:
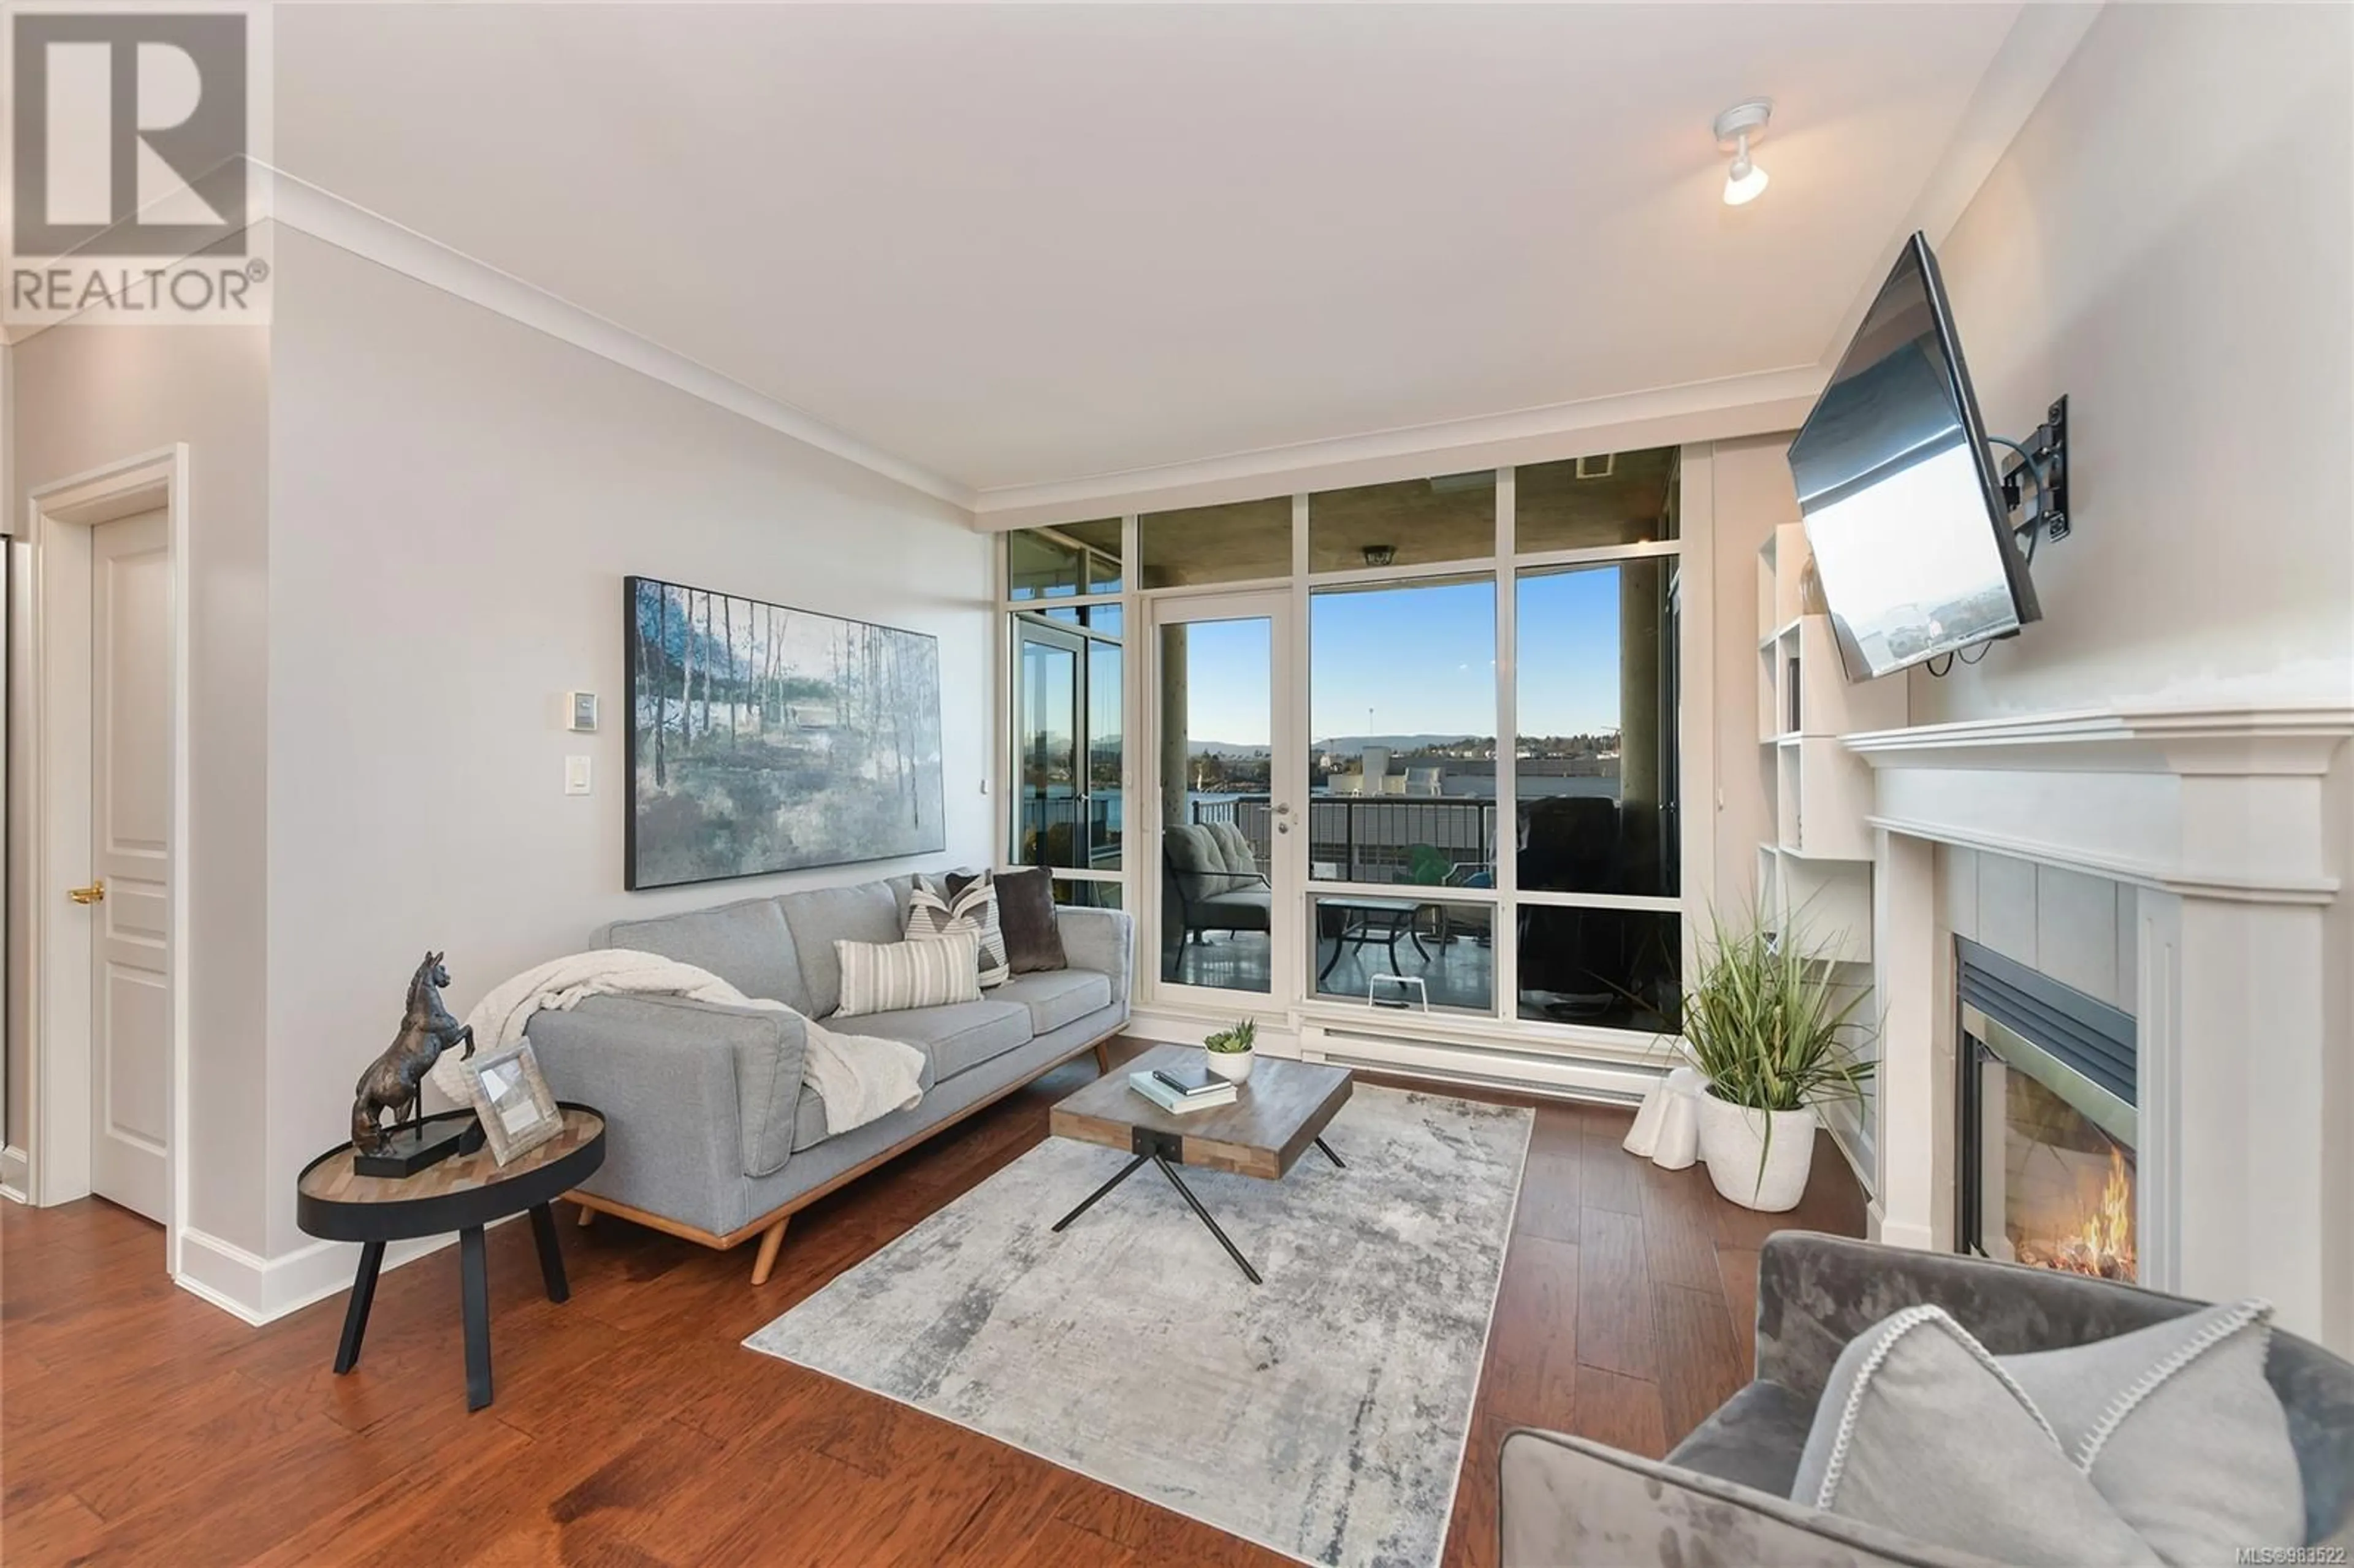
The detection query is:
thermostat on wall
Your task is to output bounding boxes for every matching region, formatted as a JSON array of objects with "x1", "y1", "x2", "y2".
[{"x1": 567, "y1": 691, "x2": 600, "y2": 732}]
